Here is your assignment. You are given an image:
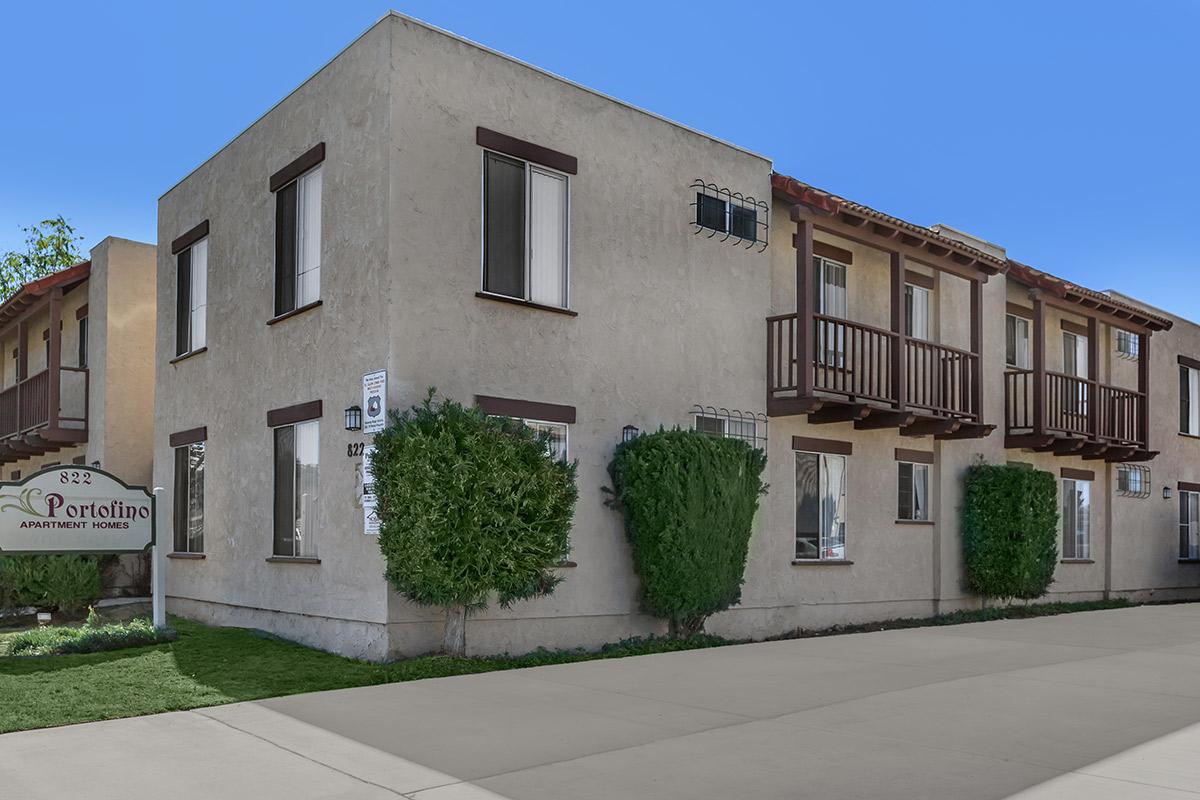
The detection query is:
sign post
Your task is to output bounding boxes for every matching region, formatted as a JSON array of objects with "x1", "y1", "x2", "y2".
[{"x1": 0, "y1": 466, "x2": 160, "y2": 627}]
